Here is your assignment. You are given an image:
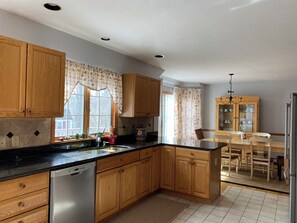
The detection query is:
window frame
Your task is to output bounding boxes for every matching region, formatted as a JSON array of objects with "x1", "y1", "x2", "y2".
[
  {"x1": 51, "y1": 87, "x2": 118, "y2": 143},
  {"x1": 161, "y1": 90, "x2": 174, "y2": 139}
]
